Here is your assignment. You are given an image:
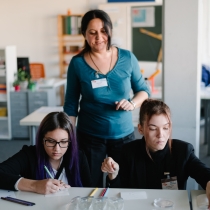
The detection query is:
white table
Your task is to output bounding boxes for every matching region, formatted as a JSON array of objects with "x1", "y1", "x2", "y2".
[
  {"x1": 0, "y1": 187, "x2": 191, "y2": 210},
  {"x1": 191, "y1": 190, "x2": 206, "y2": 210},
  {"x1": 20, "y1": 106, "x2": 63, "y2": 145}
]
